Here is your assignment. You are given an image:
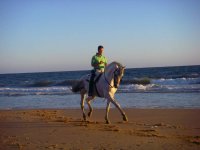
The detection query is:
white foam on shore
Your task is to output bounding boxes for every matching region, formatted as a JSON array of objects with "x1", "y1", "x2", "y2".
[{"x1": 151, "y1": 77, "x2": 200, "y2": 85}]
